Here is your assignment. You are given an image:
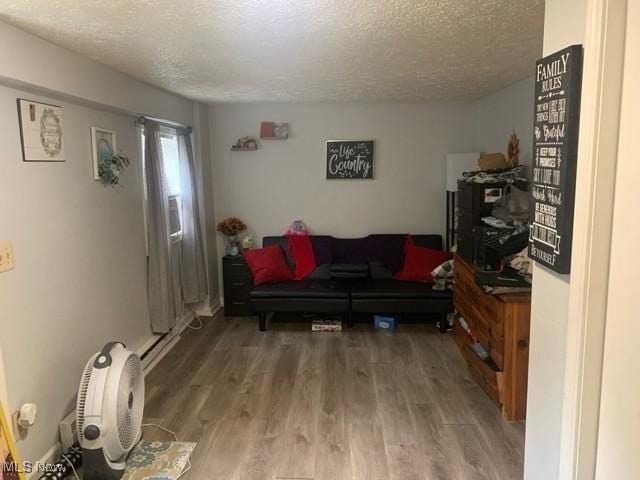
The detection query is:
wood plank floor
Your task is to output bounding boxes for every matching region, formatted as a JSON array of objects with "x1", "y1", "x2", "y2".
[{"x1": 143, "y1": 313, "x2": 525, "y2": 479}]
